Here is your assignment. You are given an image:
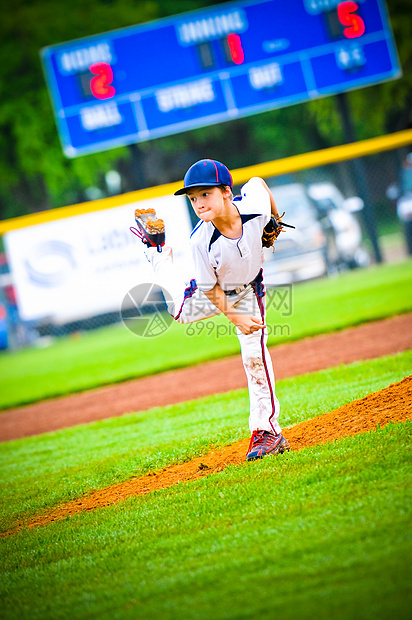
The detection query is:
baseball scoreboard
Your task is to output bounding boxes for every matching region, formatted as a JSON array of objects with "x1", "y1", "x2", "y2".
[{"x1": 40, "y1": 0, "x2": 400, "y2": 158}]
